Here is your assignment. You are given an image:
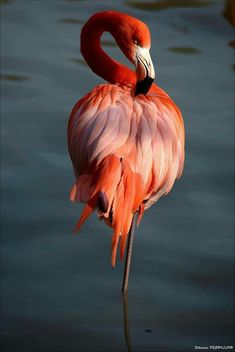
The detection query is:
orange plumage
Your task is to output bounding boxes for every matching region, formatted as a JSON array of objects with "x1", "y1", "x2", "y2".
[{"x1": 67, "y1": 11, "x2": 185, "y2": 267}]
